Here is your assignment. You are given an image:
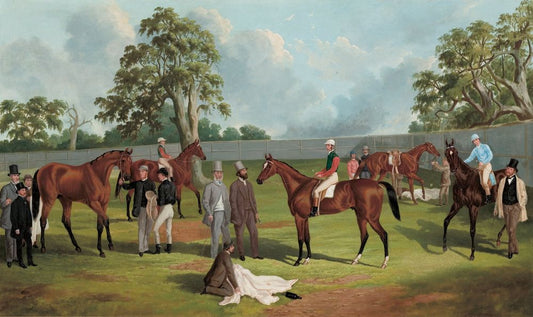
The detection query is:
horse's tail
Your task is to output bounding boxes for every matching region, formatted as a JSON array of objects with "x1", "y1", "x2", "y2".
[
  {"x1": 379, "y1": 181, "x2": 401, "y2": 221},
  {"x1": 115, "y1": 172, "x2": 122, "y2": 198},
  {"x1": 32, "y1": 169, "x2": 40, "y2": 220}
]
